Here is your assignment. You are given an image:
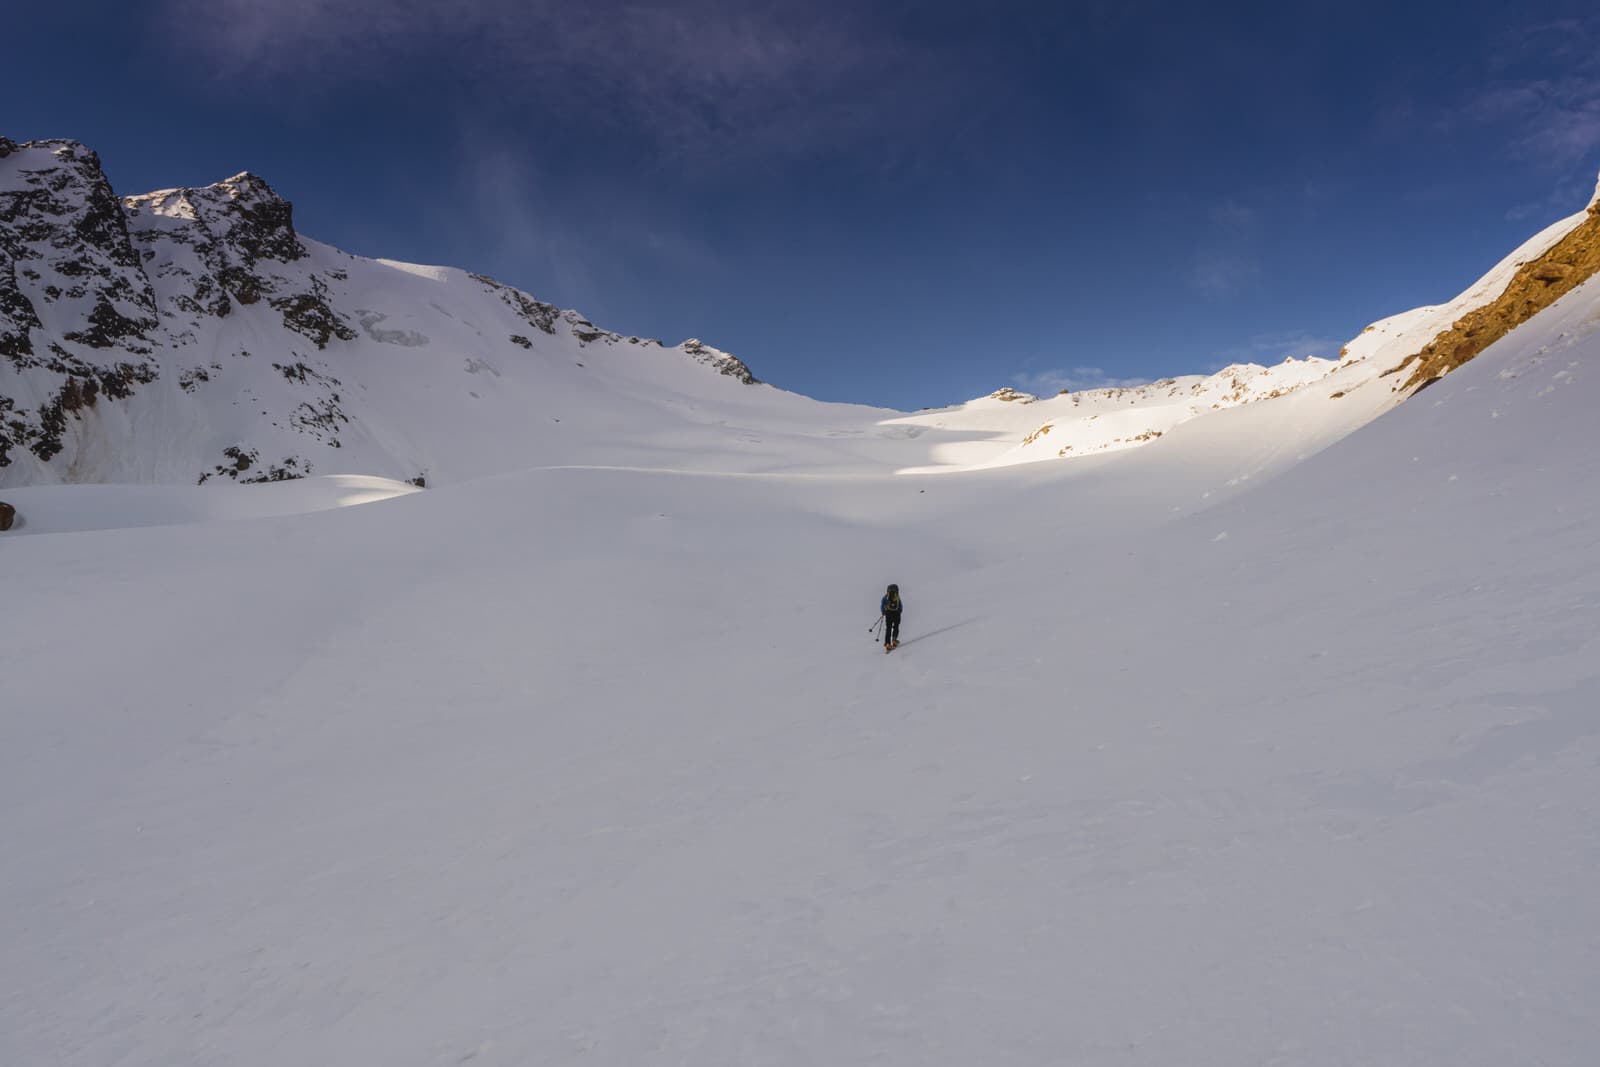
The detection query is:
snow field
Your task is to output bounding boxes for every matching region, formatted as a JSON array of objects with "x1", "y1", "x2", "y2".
[{"x1": 3, "y1": 277, "x2": 1599, "y2": 1064}]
